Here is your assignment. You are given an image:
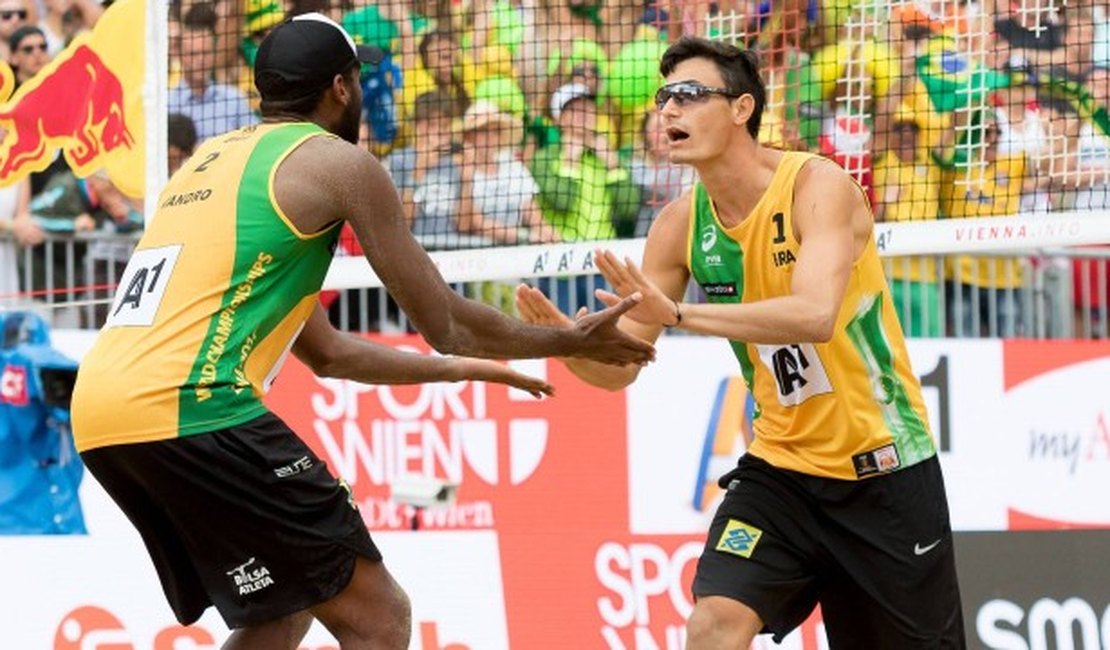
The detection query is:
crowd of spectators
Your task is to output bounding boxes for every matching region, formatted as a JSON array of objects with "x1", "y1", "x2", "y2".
[{"x1": 1, "y1": 0, "x2": 1109, "y2": 336}]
